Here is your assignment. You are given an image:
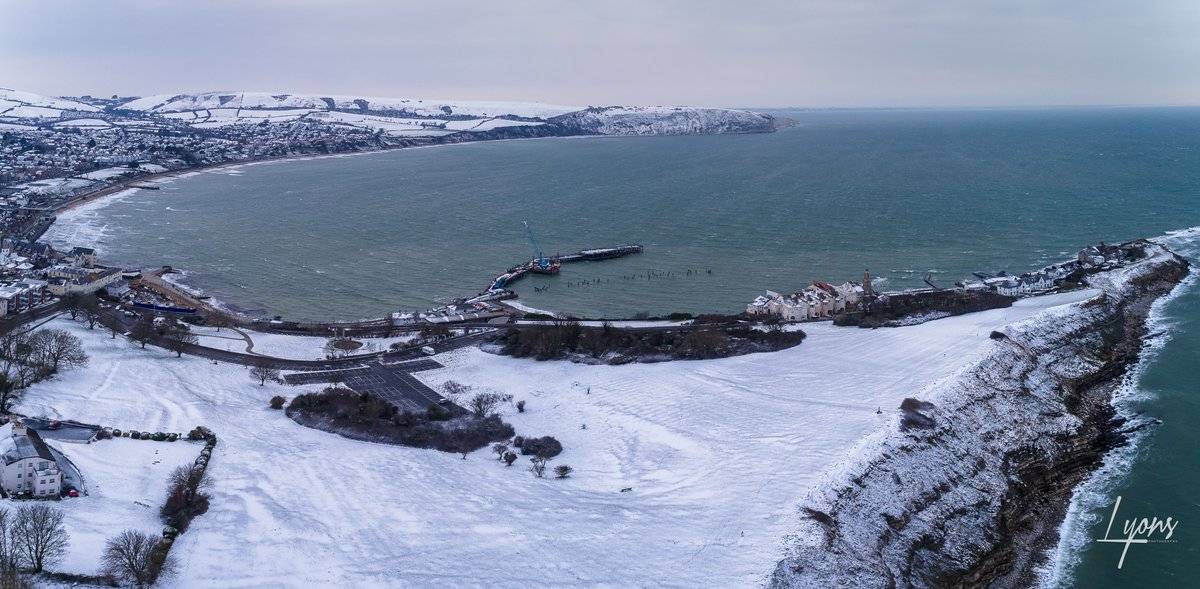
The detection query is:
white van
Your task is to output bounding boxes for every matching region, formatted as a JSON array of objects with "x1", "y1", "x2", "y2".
[{"x1": 421, "y1": 346, "x2": 436, "y2": 356}]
